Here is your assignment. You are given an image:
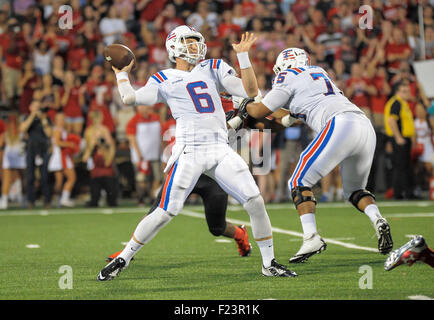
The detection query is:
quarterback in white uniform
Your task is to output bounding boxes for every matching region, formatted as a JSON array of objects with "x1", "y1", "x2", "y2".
[
  {"x1": 238, "y1": 48, "x2": 393, "y2": 263},
  {"x1": 97, "y1": 26, "x2": 297, "y2": 280}
]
